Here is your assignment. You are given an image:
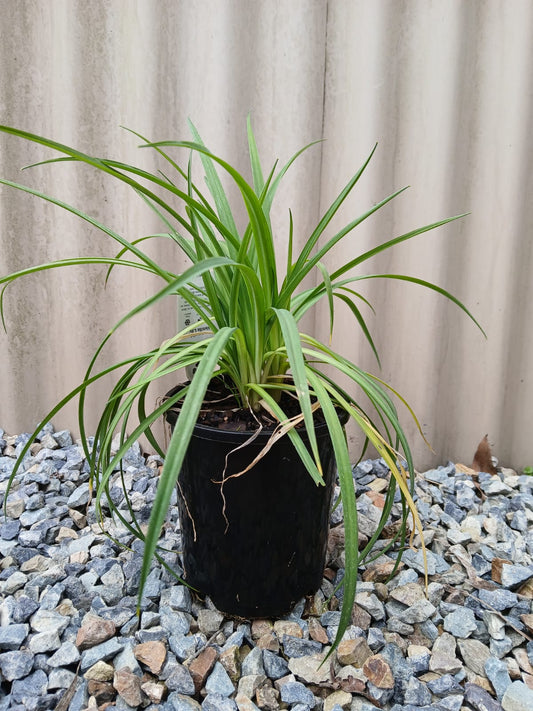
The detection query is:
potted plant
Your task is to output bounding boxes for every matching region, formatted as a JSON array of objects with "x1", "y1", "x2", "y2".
[{"x1": 0, "y1": 119, "x2": 483, "y2": 649}]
